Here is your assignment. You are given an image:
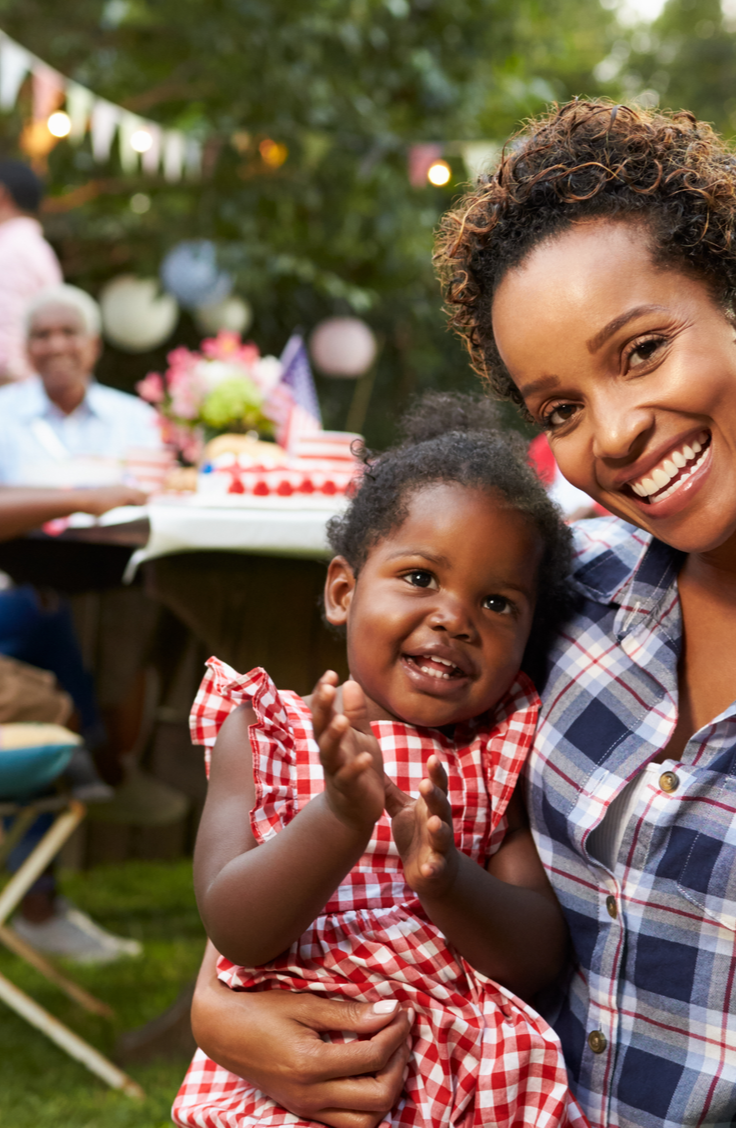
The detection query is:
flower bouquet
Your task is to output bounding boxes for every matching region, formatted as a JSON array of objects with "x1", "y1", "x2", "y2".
[{"x1": 136, "y1": 331, "x2": 283, "y2": 463}]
